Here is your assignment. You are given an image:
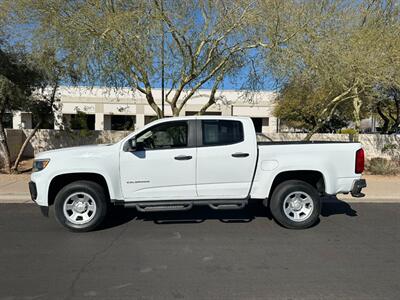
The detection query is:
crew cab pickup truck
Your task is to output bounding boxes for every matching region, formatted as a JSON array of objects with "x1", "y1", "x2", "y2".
[{"x1": 29, "y1": 116, "x2": 366, "y2": 231}]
